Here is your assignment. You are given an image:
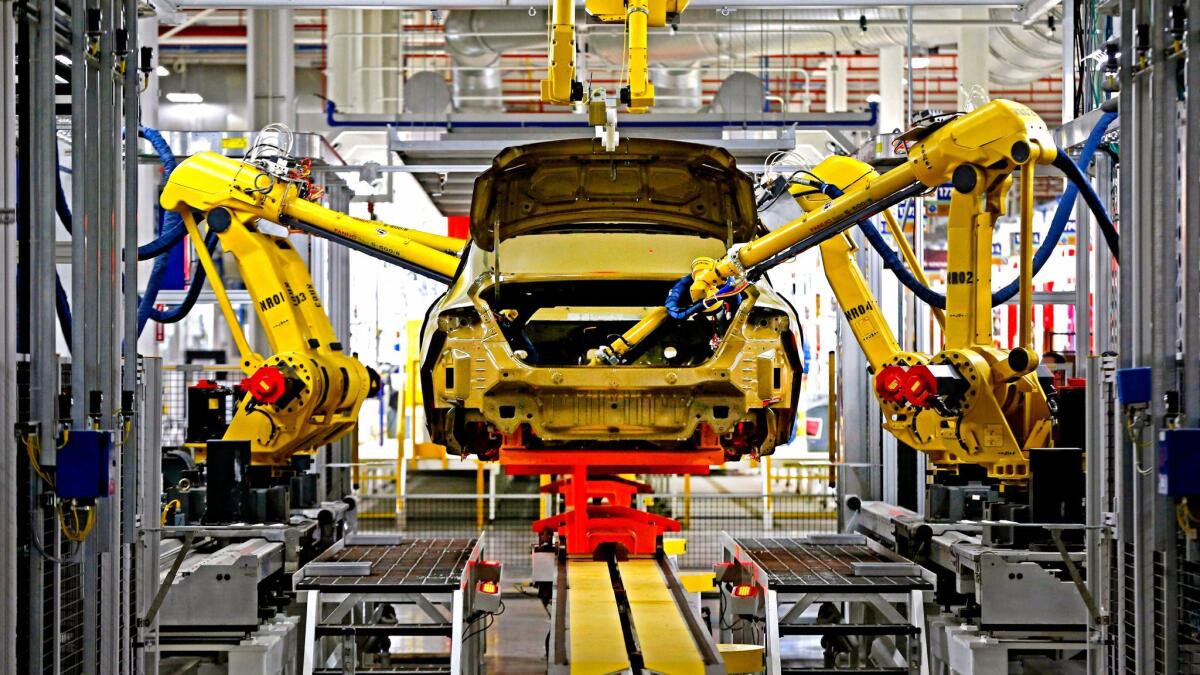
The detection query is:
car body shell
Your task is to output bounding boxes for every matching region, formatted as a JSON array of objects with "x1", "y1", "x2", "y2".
[{"x1": 419, "y1": 137, "x2": 804, "y2": 460}]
